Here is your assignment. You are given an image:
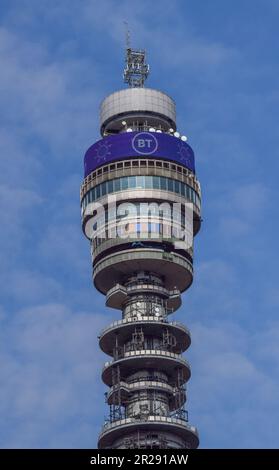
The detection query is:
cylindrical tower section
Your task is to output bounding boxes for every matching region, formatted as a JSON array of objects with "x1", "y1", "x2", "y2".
[
  {"x1": 100, "y1": 88, "x2": 176, "y2": 136},
  {"x1": 81, "y1": 56, "x2": 201, "y2": 449}
]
